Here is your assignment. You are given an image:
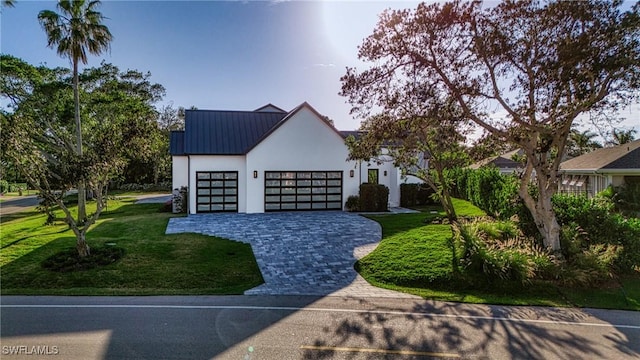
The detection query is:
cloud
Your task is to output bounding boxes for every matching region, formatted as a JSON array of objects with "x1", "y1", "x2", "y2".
[{"x1": 311, "y1": 63, "x2": 336, "y2": 68}]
